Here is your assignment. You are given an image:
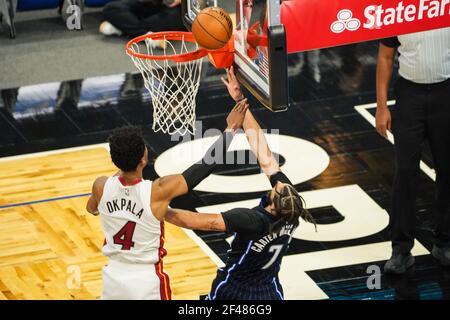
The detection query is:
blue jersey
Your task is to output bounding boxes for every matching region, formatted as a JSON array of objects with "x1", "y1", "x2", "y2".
[{"x1": 207, "y1": 194, "x2": 297, "y2": 300}]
